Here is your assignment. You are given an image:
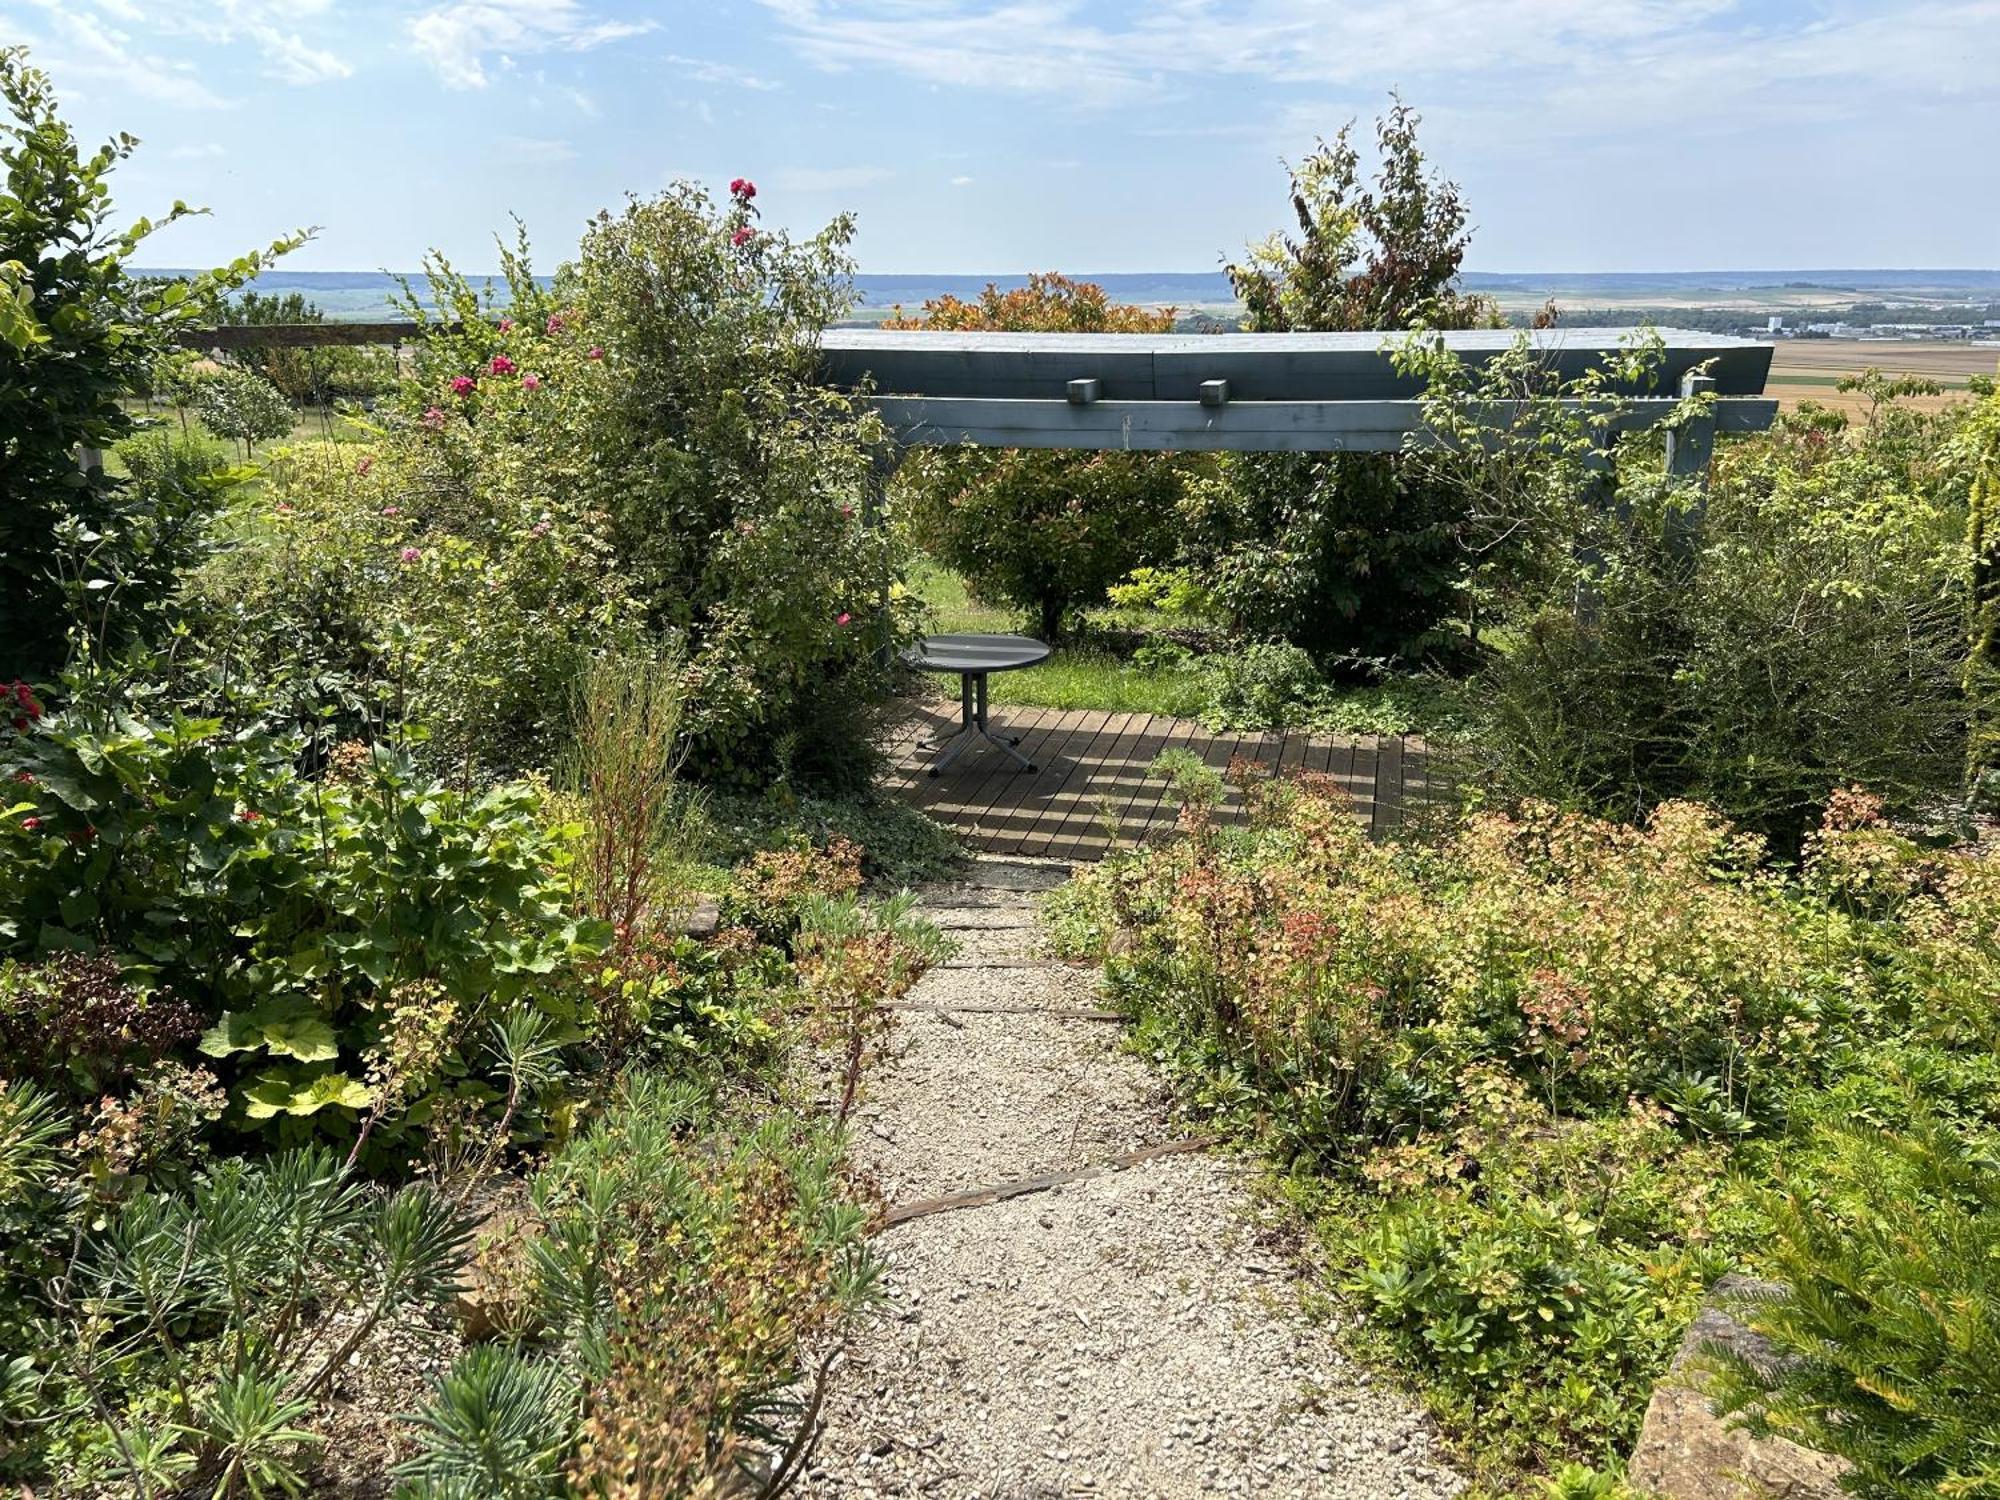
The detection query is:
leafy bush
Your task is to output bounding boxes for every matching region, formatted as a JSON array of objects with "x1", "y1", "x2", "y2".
[
  {"x1": 186, "y1": 364, "x2": 296, "y2": 457},
  {"x1": 1054, "y1": 773, "x2": 2000, "y2": 1472},
  {"x1": 0, "y1": 47, "x2": 298, "y2": 677},
  {"x1": 1472, "y1": 400, "x2": 1976, "y2": 847},
  {"x1": 391, "y1": 186, "x2": 909, "y2": 787},
  {"x1": 1, "y1": 700, "x2": 605, "y2": 1151},
  {"x1": 396, "y1": 1074, "x2": 875, "y2": 1498},
  {"x1": 889, "y1": 274, "x2": 1197, "y2": 639},
  {"x1": 1180, "y1": 102, "x2": 1495, "y2": 665}
]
